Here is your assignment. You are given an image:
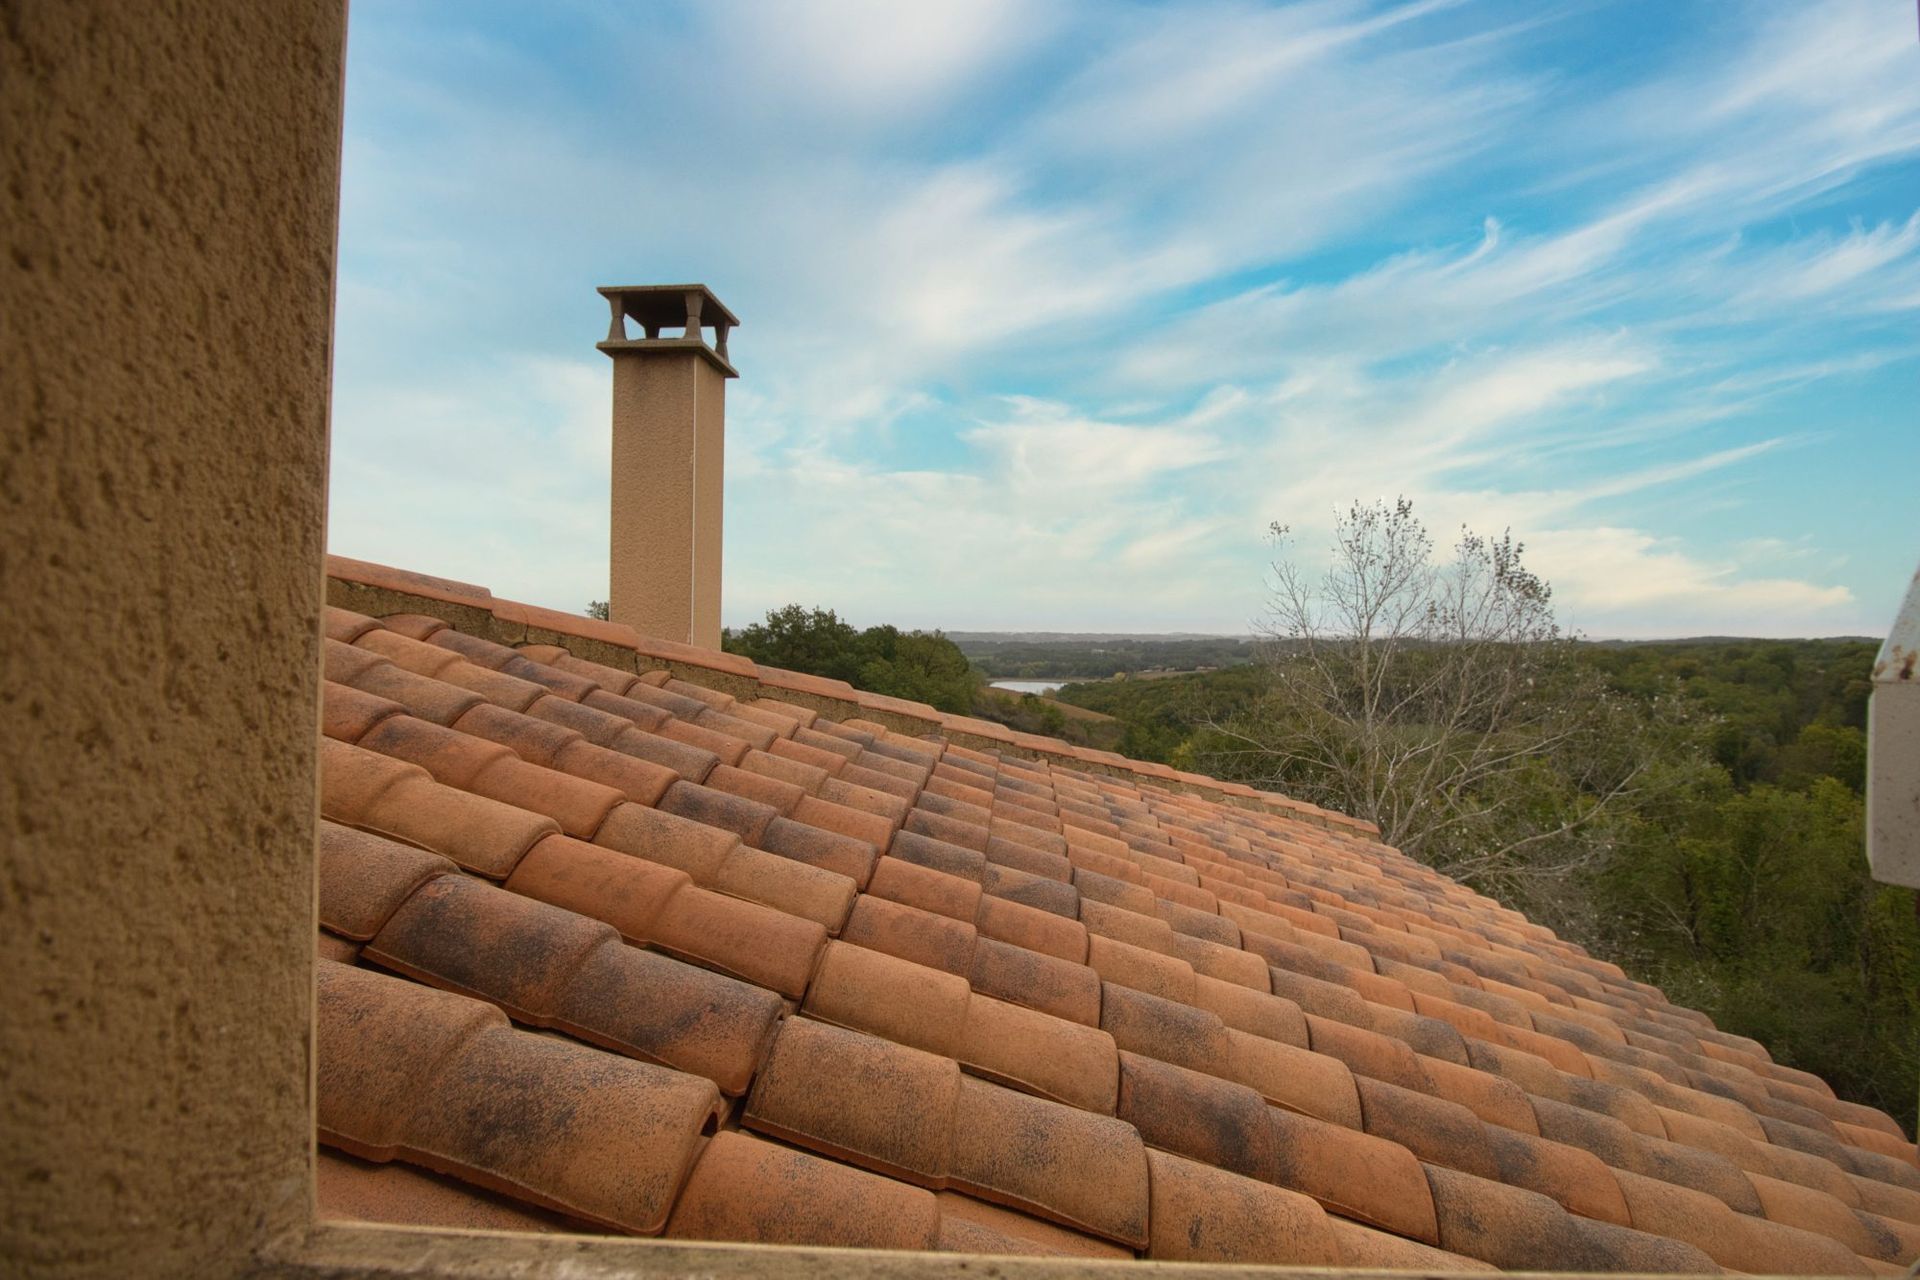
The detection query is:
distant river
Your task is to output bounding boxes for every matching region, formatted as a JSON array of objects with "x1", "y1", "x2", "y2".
[{"x1": 990, "y1": 680, "x2": 1069, "y2": 695}]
